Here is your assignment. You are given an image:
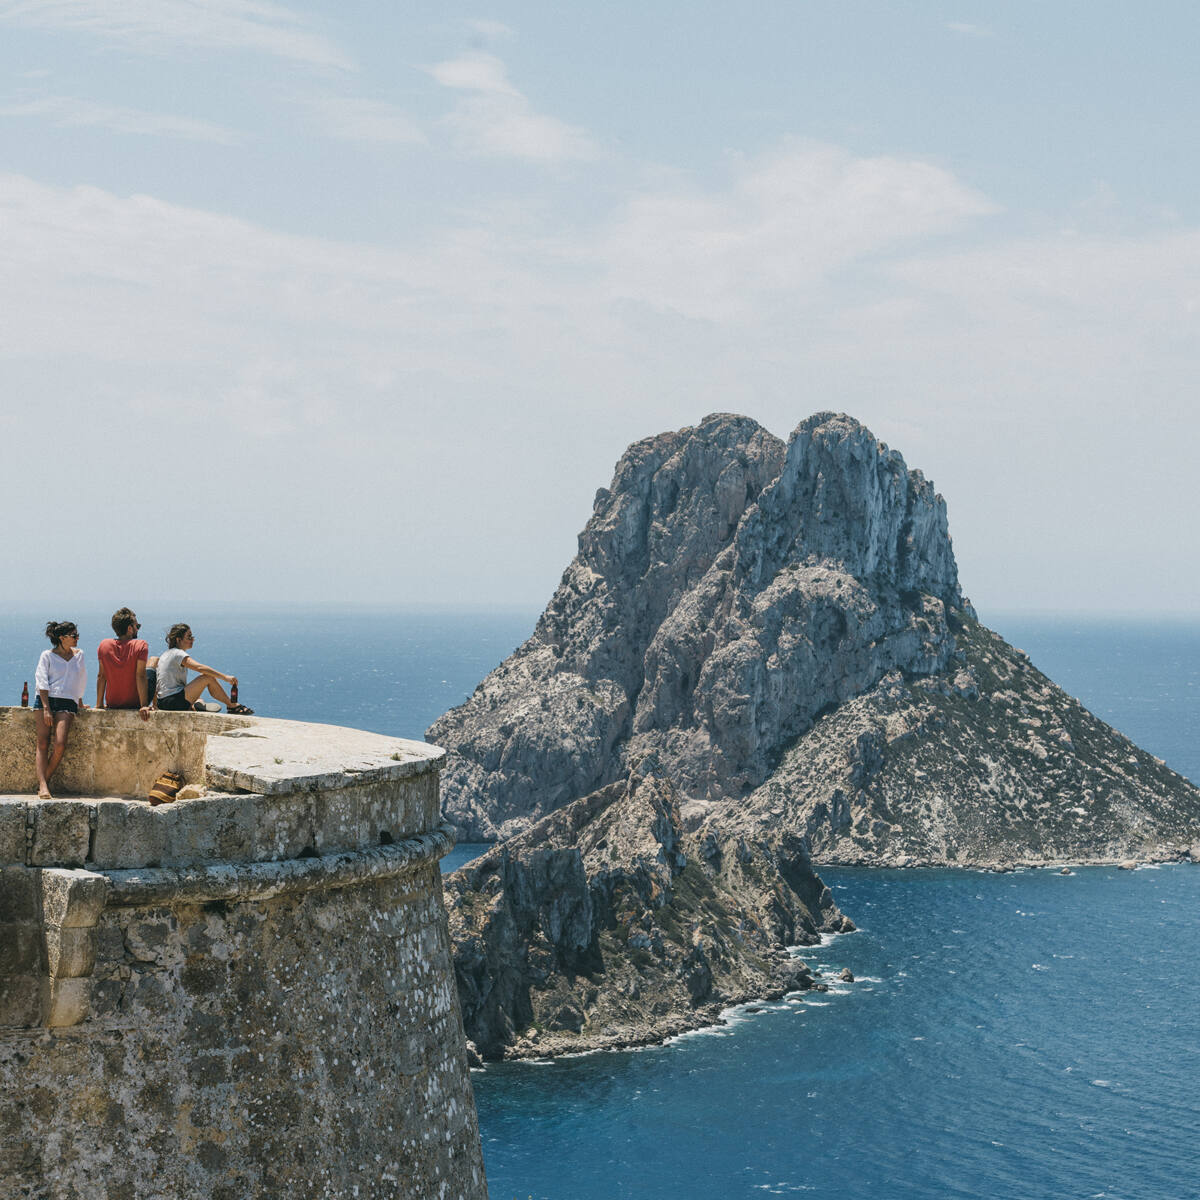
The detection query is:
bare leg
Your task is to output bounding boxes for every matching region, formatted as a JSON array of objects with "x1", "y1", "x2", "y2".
[
  {"x1": 185, "y1": 674, "x2": 232, "y2": 708},
  {"x1": 35, "y1": 710, "x2": 54, "y2": 797},
  {"x1": 45, "y1": 712, "x2": 74, "y2": 785}
]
